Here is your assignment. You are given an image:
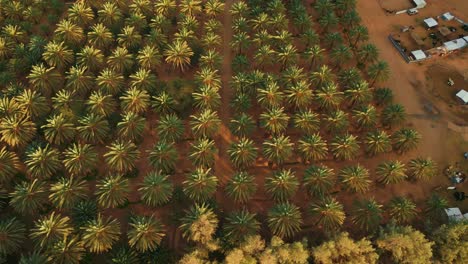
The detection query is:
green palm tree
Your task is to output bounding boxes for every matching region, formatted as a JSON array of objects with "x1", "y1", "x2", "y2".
[
  {"x1": 297, "y1": 134, "x2": 328, "y2": 163},
  {"x1": 157, "y1": 114, "x2": 184, "y2": 142},
  {"x1": 408, "y1": 157, "x2": 437, "y2": 181},
  {"x1": 265, "y1": 169, "x2": 299, "y2": 201},
  {"x1": 254, "y1": 44, "x2": 276, "y2": 68},
  {"x1": 43, "y1": 41, "x2": 74, "y2": 69},
  {"x1": 331, "y1": 44, "x2": 353, "y2": 67},
  {"x1": 293, "y1": 110, "x2": 320, "y2": 135},
  {"x1": 189, "y1": 138, "x2": 217, "y2": 167},
  {"x1": 282, "y1": 65, "x2": 306, "y2": 86},
  {"x1": 98, "y1": 2, "x2": 122, "y2": 27},
  {"x1": 339, "y1": 165, "x2": 371, "y2": 193},
  {"x1": 147, "y1": 140, "x2": 178, "y2": 174},
  {"x1": 324, "y1": 110, "x2": 349, "y2": 134},
  {"x1": 263, "y1": 134, "x2": 294, "y2": 166},
  {"x1": 200, "y1": 49, "x2": 222, "y2": 69},
  {"x1": 85, "y1": 91, "x2": 117, "y2": 118},
  {"x1": 314, "y1": 0, "x2": 335, "y2": 15},
  {"x1": 303, "y1": 165, "x2": 335, "y2": 197},
  {"x1": 0, "y1": 146, "x2": 19, "y2": 183},
  {"x1": 350, "y1": 198, "x2": 383, "y2": 232},
  {"x1": 377, "y1": 160, "x2": 407, "y2": 185},
  {"x1": 66, "y1": 66, "x2": 94, "y2": 94},
  {"x1": 108, "y1": 47, "x2": 134, "y2": 73},
  {"x1": 353, "y1": 105, "x2": 378, "y2": 129},
  {"x1": 388, "y1": 196, "x2": 417, "y2": 224},
  {"x1": 311, "y1": 65, "x2": 335, "y2": 88},
  {"x1": 285, "y1": 80, "x2": 313, "y2": 109},
  {"x1": 319, "y1": 11, "x2": 339, "y2": 33},
  {"x1": 348, "y1": 25, "x2": 369, "y2": 48},
  {"x1": 223, "y1": 210, "x2": 260, "y2": 243},
  {"x1": 229, "y1": 113, "x2": 255, "y2": 137},
  {"x1": 338, "y1": 67, "x2": 362, "y2": 87},
  {"x1": 304, "y1": 45, "x2": 325, "y2": 70},
  {"x1": 117, "y1": 26, "x2": 142, "y2": 49},
  {"x1": 260, "y1": 107, "x2": 290, "y2": 135},
  {"x1": 151, "y1": 91, "x2": 176, "y2": 114},
  {"x1": 139, "y1": 171, "x2": 174, "y2": 206},
  {"x1": 382, "y1": 104, "x2": 406, "y2": 128},
  {"x1": 183, "y1": 167, "x2": 218, "y2": 202},
  {"x1": 137, "y1": 45, "x2": 161, "y2": 70},
  {"x1": 117, "y1": 112, "x2": 146, "y2": 142},
  {"x1": 87, "y1": 23, "x2": 113, "y2": 49},
  {"x1": 0, "y1": 218, "x2": 26, "y2": 255},
  {"x1": 164, "y1": 39, "x2": 194, "y2": 71},
  {"x1": 315, "y1": 82, "x2": 343, "y2": 111},
  {"x1": 195, "y1": 67, "x2": 221, "y2": 89},
  {"x1": 193, "y1": 85, "x2": 222, "y2": 110},
  {"x1": 368, "y1": 60, "x2": 390, "y2": 86},
  {"x1": 104, "y1": 140, "x2": 140, "y2": 173},
  {"x1": 189, "y1": 109, "x2": 221, "y2": 138},
  {"x1": 81, "y1": 214, "x2": 121, "y2": 253},
  {"x1": 108, "y1": 246, "x2": 139, "y2": 264},
  {"x1": 14, "y1": 89, "x2": 49, "y2": 119},
  {"x1": 330, "y1": 133, "x2": 360, "y2": 160},
  {"x1": 364, "y1": 130, "x2": 392, "y2": 156},
  {"x1": 9, "y1": 179, "x2": 48, "y2": 215},
  {"x1": 48, "y1": 235, "x2": 85, "y2": 264},
  {"x1": 54, "y1": 19, "x2": 84, "y2": 46},
  {"x1": 76, "y1": 113, "x2": 110, "y2": 144},
  {"x1": 120, "y1": 88, "x2": 150, "y2": 115},
  {"x1": 225, "y1": 171, "x2": 257, "y2": 204},
  {"x1": 392, "y1": 128, "x2": 421, "y2": 154},
  {"x1": 257, "y1": 81, "x2": 284, "y2": 109},
  {"x1": 277, "y1": 44, "x2": 298, "y2": 68},
  {"x1": 27, "y1": 64, "x2": 63, "y2": 96},
  {"x1": 49, "y1": 177, "x2": 88, "y2": 209},
  {"x1": 425, "y1": 194, "x2": 448, "y2": 222},
  {"x1": 25, "y1": 145, "x2": 61, "y2": 179},
  {"x1": 128, "y1": 215, "x2": 166, "y2": 252},
  {"x1": 180, "y1": 203, "x2": 218, "y2": 245},
  {"x1": 96, "y1": 68, "x2": 125, "y2": 95},
  {"x1": 95, "y1": 174, "x2": 130, "y2": 208},
  {"x1": 228, "y1": 137, "x2": 258, "y2": 168},
  {"x1": 30, "y1": 212, "x2": 73, "y2": 247},
  {"x1": 77, "y1": 46, "x2": 105, "y2": 72},
  {"x1": 231, "y1": 32, "x2": 250, "y2": 54},
  {"x1": 0, "y1": 115, "x2": 36, "y2": 147},
  {"x1": 267, "y1": 202, "x2": 302, "y2": 239},
  {"x1": 19, "y1": 251, "x2": 48, "y2": 264},
  {"x1": 310, "y1": 197, "x2": 345, "y2": 233},
  {"x1": 42, "y1": 114, "x2": 76, "y2": 145},
  {"x1": 324, "y1": 32, "x2": 343, "y2": 50},
  {"x1": 341, "y1": 10, "x2": 361, "y2": 29},
  {"x1": 374, "y1": 87, "x2": 393, "y2": 106},
  {"x1": 344, "y1": 80, "x2": 372, "y2": 107},
  {"x1": 358, "y1": 43, "x2": 379, "y2": 64}
]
